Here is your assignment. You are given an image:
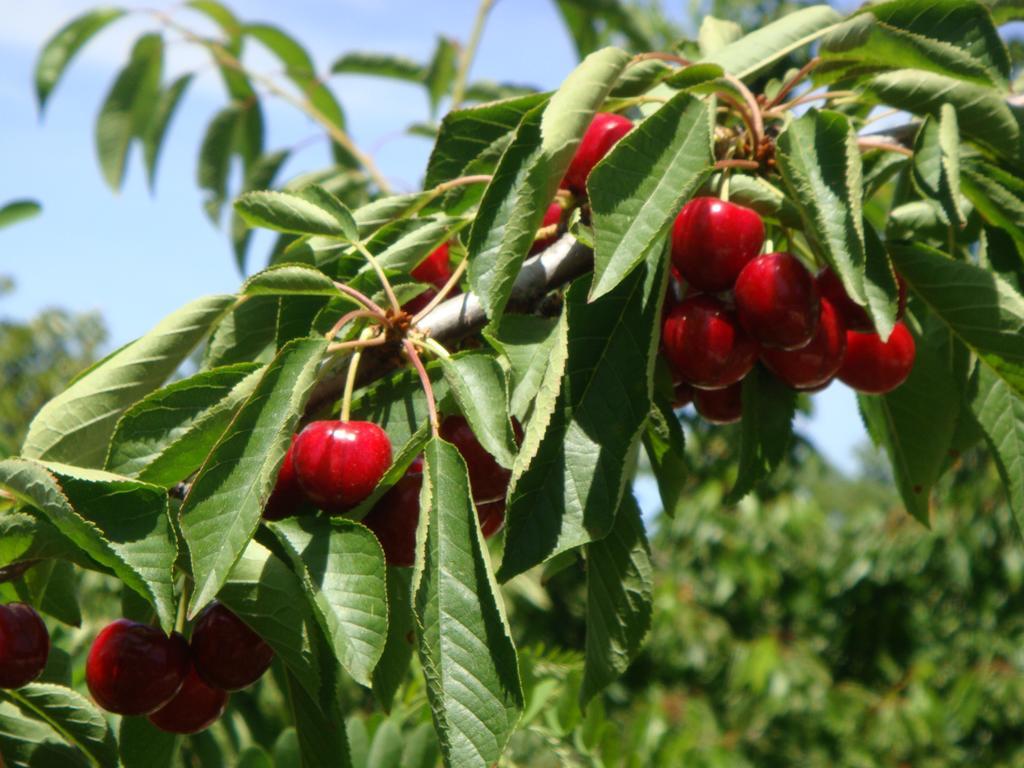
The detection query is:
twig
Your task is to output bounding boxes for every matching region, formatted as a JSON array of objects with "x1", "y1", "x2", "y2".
[
  {"x1": 353, "y1": 241, "x2": 402, "y2": 314},
  {"x1": 449, "y1": 0, "x2": 495, "y2": 110},
  {"x1": 403, "y1": 339, "x2": 440, "y2": 435}
]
